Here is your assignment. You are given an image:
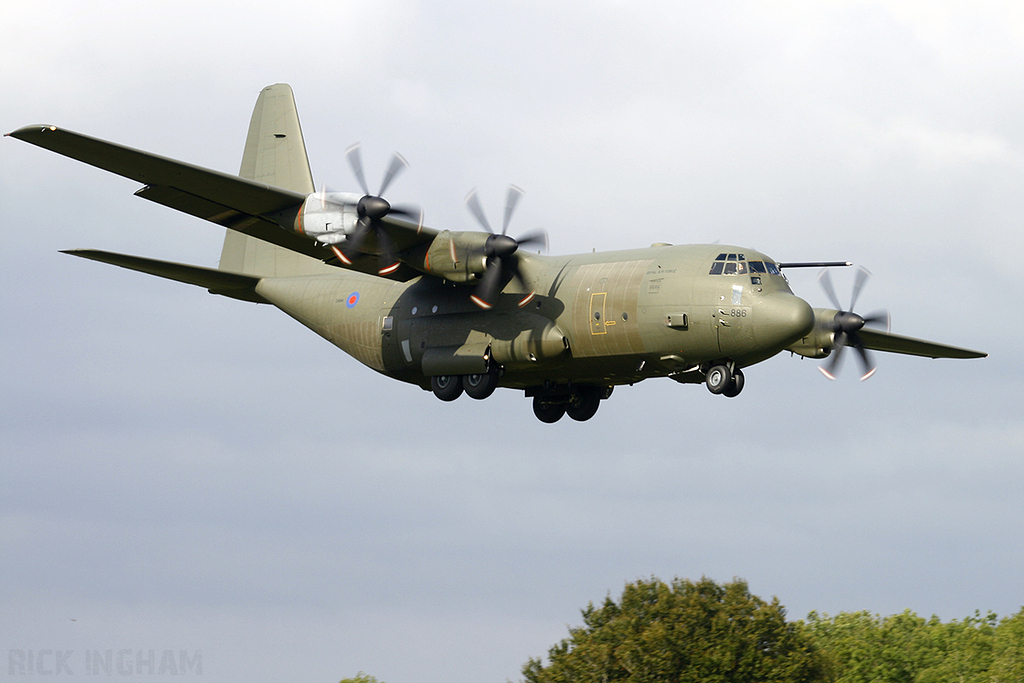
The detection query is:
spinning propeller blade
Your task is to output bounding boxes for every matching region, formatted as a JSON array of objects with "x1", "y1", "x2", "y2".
[
  {"x1": 817, "y1": 267, "x2": 890, "y2": 381},
  {"x1": 337, "y1": 144, "x2": 418, "y2": 274},
  {"x1": 464, "y1": 186, "x2": 548, "y2": 310}
]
